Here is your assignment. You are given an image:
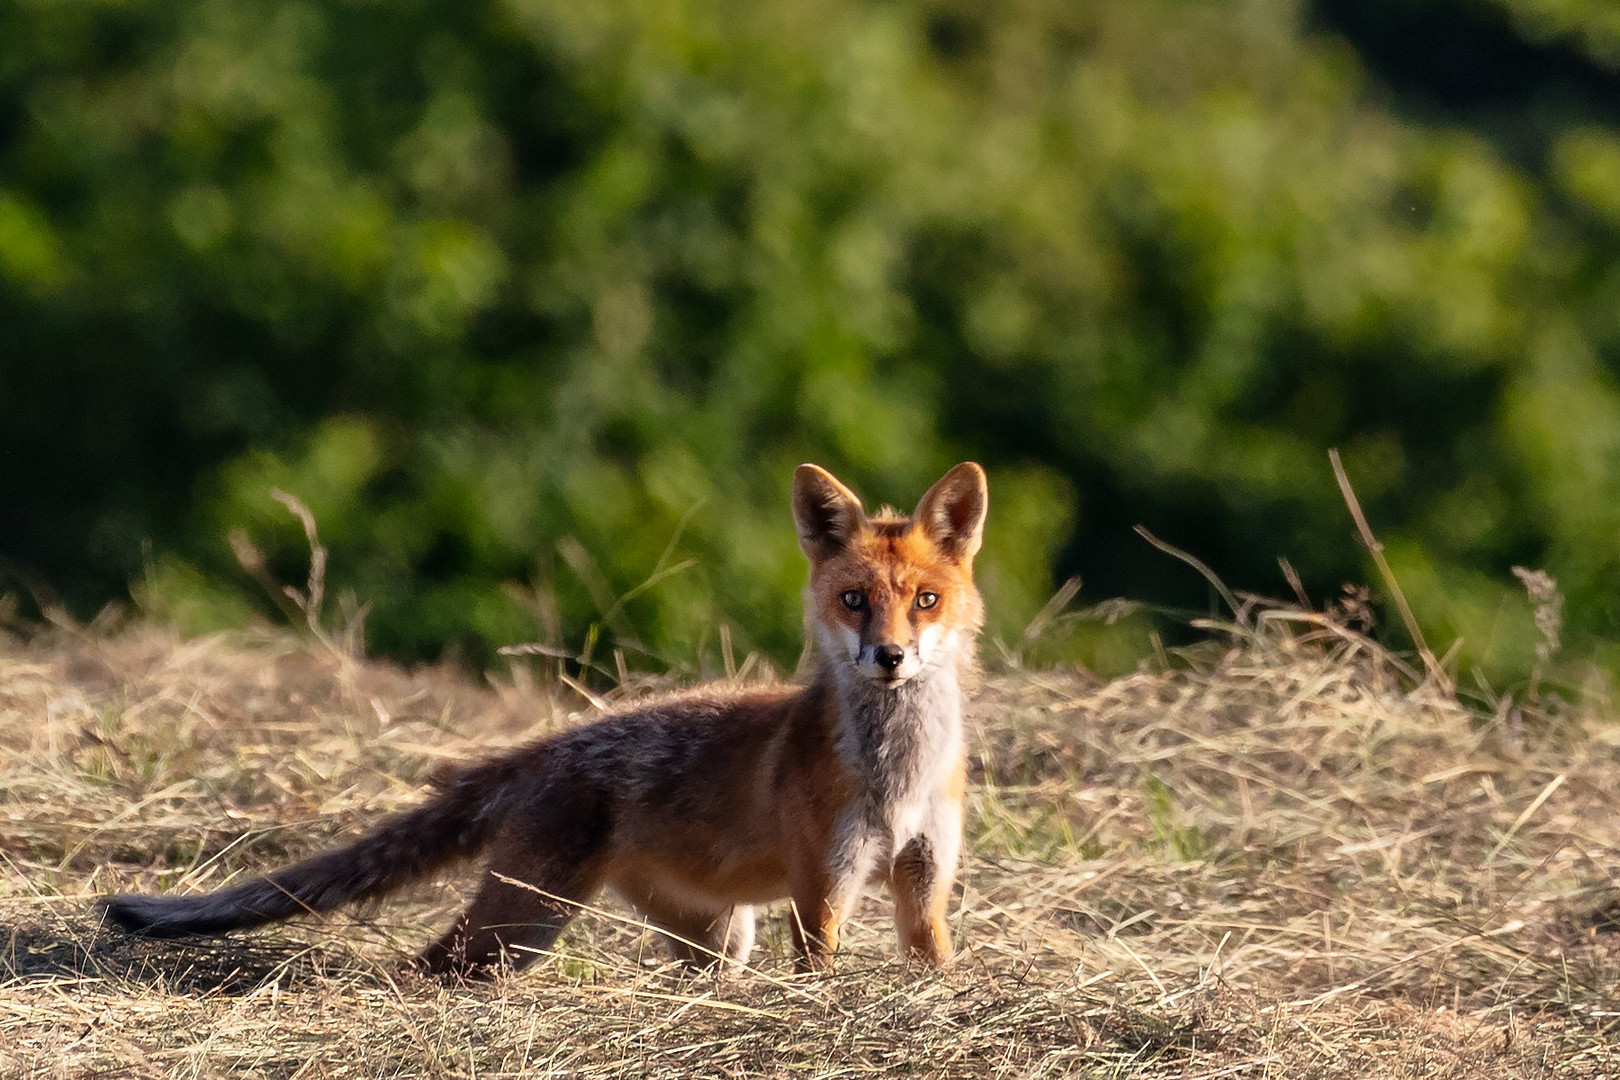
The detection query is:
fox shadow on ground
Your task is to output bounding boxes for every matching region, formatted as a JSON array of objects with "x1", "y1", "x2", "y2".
[{"x1": 0, "y1": 914, "x2": 405, "y2": 996}]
